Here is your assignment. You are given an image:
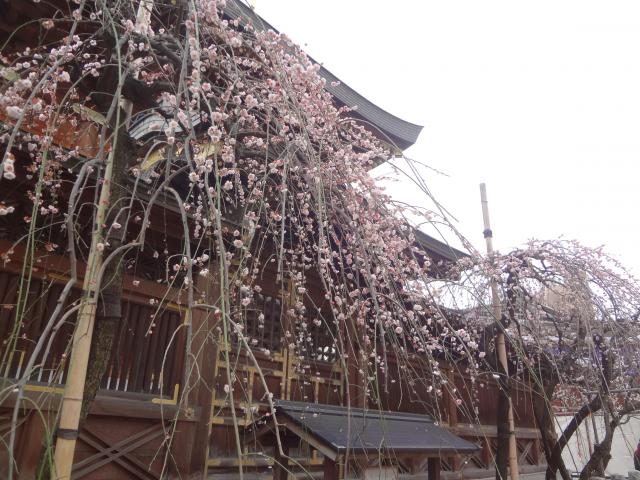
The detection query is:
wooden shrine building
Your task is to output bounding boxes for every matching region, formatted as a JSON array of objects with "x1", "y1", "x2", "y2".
[{"x1": 0, "y1": 1, "x2": 546, "y2": 479}]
